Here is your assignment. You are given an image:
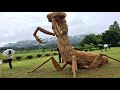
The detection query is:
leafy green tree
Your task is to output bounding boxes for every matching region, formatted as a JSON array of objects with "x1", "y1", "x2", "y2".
[
  {"x1": 109, "y1": 21, "x2": 120, "y2": 31},
  {"x1": 96, "y1": 34, "x2": 103, "y2": 44},
  {"x1": 79, "y1": 34, "x2": 97, "y2": 46},
  {"x1": 102, "y1": 21, "x2": 120, "y2": 44}
]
